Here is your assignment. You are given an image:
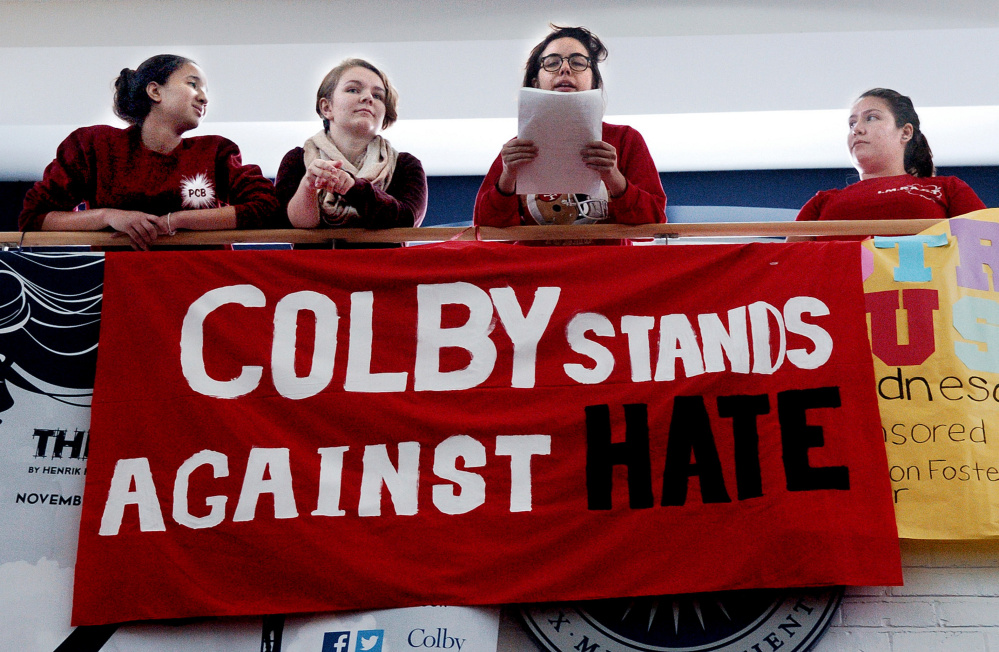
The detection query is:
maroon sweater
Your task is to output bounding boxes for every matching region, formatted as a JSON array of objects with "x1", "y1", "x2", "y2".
[
  {"x1": 795, "y1": 174, "x2": 986, "y2": 241},
  {"x1": 473, "y1": 122, "x2": 667, "y2": 227},
  {"x1": 274, "y1": 147, "x2": 427, "y2": 230},
  {"x1": 19, "y1": 125, "x2": 279, "y2": 231},
  {"x1": 797, "y1": 174, "x2": 985, "y2": 223}
]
